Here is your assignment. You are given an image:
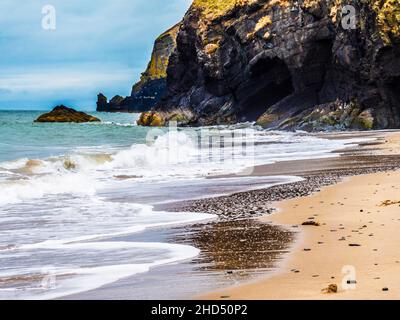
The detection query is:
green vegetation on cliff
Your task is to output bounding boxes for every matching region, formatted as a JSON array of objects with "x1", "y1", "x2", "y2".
[
  {"x1": 192, "y1": 0, "x2": 255, "y2": 18},
  {"x1": 193, "y1": 0, "x2": 292, "y2": 18},
  {"x1": 132, "y1": 23, "x2": 180, "y2": 93},
  {"x1": 372, "y1": 0, "x2": 400, "y2": 44},
  {"x1": 193, "y1": 0, "x2": 238, "y2": 17},
  {"x1": 193, "y1": 0, "x2": 399, "y2": 43},
  {"x1": 147, "y1": 24, "x2": 180, "y2": 79}
]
